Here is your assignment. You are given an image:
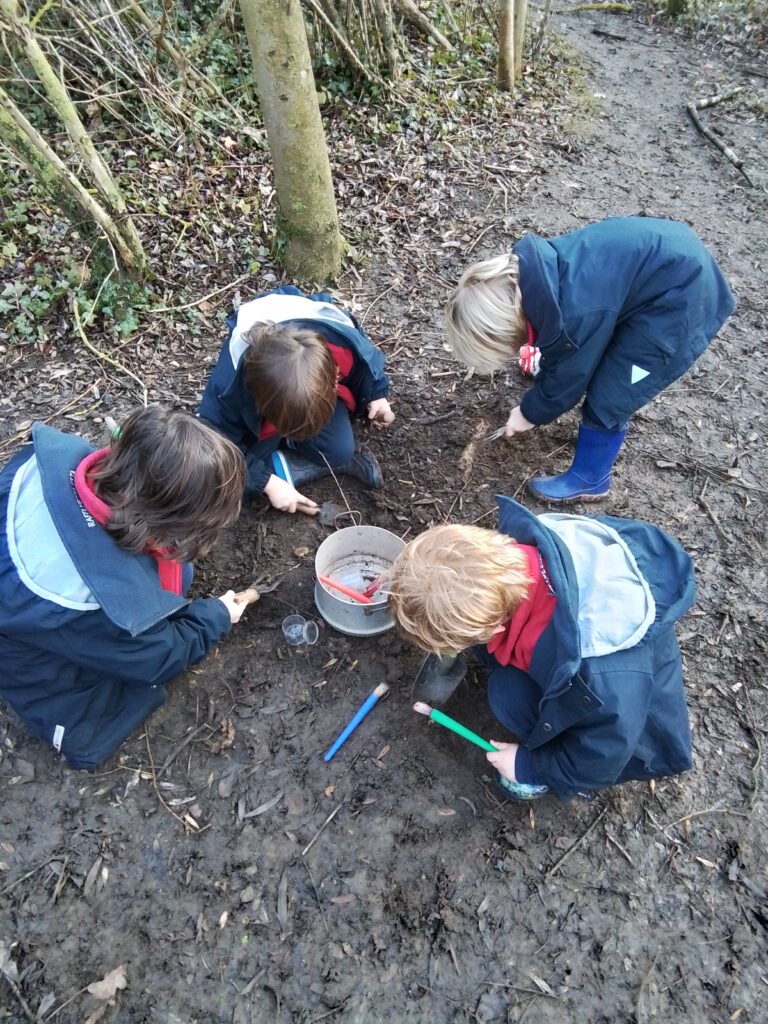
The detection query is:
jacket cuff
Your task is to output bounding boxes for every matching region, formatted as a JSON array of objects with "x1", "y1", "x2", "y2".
[
  {"x1": 519, "y1": 387, "x2": 563, "y2": 426},
  {"x1": 244, "y1": 452, "x2": 272, "y2": 496},
  {"x1": 513, "y1": 745, "x2": 542, "y2": 785}
]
